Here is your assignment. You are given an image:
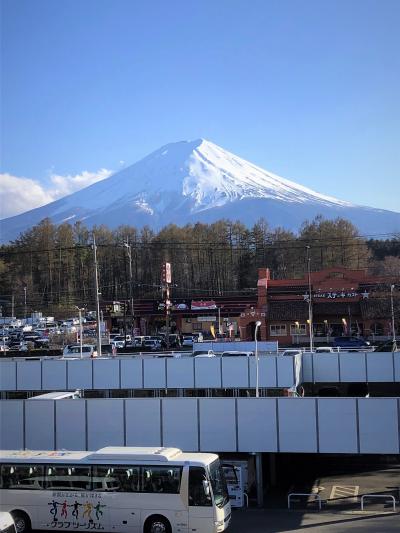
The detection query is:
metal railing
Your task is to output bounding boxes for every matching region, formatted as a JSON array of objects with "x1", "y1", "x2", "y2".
[
  {"x1": 360, "y1": 494, "x2": 396, "y2": 512},
  {"x1": 288, "y1": 493, "x2": 322, "y2": 510}
]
